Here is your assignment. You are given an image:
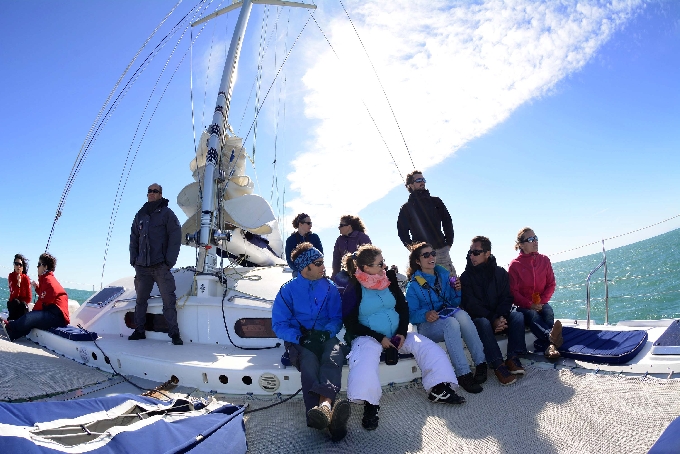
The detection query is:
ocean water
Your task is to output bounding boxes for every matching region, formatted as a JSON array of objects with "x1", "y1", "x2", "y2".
[{"x1": 1, "y1": 228, "x2": 678, "y2": 322}]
